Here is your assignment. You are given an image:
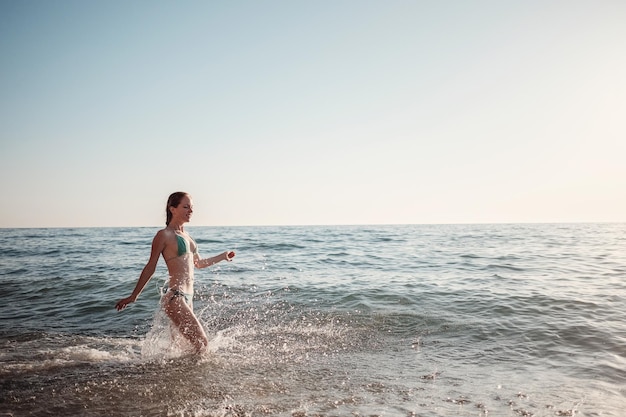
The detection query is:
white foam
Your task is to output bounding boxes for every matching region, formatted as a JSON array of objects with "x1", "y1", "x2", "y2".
[{"x1": 0, "y1": 335, "x2": 141, "y2": 377}]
